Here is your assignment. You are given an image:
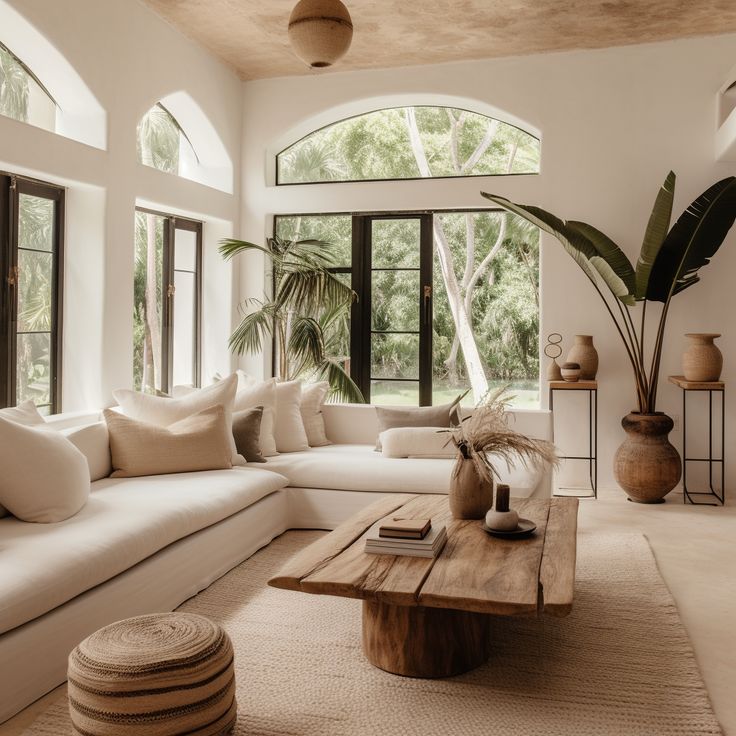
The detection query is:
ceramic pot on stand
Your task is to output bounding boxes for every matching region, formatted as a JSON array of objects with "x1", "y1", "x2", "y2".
[
  {"x1": 613, "y1": 412, "x2": 681, "y2": 503},
  {"x1": 682, "y1": 333, "x2": 722, "y2": 382},
  {"x1": 566, "y1": 335, "x2": 598, "y2": 380},
  {"x1": 449, "y1": 456, "x2": 493, "y2": 519}
]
